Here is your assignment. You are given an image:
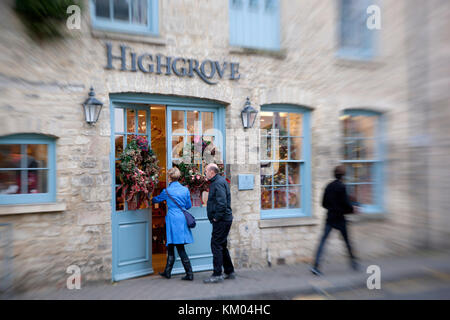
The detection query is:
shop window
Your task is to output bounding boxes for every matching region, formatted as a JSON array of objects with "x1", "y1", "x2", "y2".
[
  {"x1": 260, "y1": 106, "x2": 311, "y2": 219},
  {"x1": 90, "y1": 0, "x2": 159, "y2": 36},
  {"x1": 340, "y1": 110, "x2": 384, "y2": 213},
  {"x1": 338, "y1": 0, "x2": 376, "y2": 59},
  {"x1": 0, "y1": 134, "x2": 56, "y2": 205},
  {"x1": 229, "y1": 0, "x2": 280, "y2": 51}
]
